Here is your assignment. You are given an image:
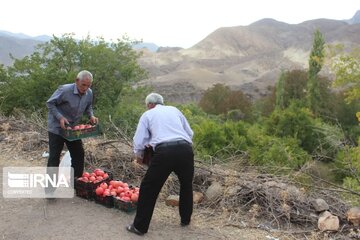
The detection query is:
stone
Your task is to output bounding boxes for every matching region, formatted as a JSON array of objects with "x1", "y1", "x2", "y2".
[
  {"x1": 312, "y1": 198, "x2": 329, "y2": 212},
  {"x1": 193, "y1": 191, "x2": 204, "y2": 204},
  {"x1": 318, "y1": 211, "x2": 339, "y2": 232},
  {"x1": 205, "y1": 182, "x2": 222, "y2": 201},
  {"x1": 346, "y1": 207, "x2": 360, "y2": 226},
  {"x1": 165, "y1": 195, "x2": 179, "y2": 207}
]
